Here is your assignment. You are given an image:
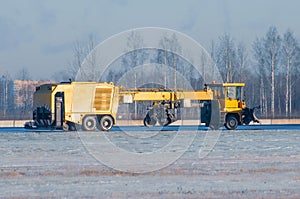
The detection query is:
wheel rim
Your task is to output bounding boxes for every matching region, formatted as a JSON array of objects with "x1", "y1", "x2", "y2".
[
  {"x1": 229, "y1": 119, "x2": 236, "y2": 127},
  {"x1": 102, "y1": 119, "x2": 111, "y2": 129},
  {"x1": 87, "y1": 120, "x2": 95, "y2": 128},
  {"x1": 226, "y1": 116, "x2": 237, "y2": 130},
  {"x1": 99, "y1": 116, "x2": 113, "y2": 131},
  {"x1": 143, "y1": 116, "x2": 156, "y2": 127},
  {"x1": 83, "y1": 116, "x2": 97, "y2": 131}
]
